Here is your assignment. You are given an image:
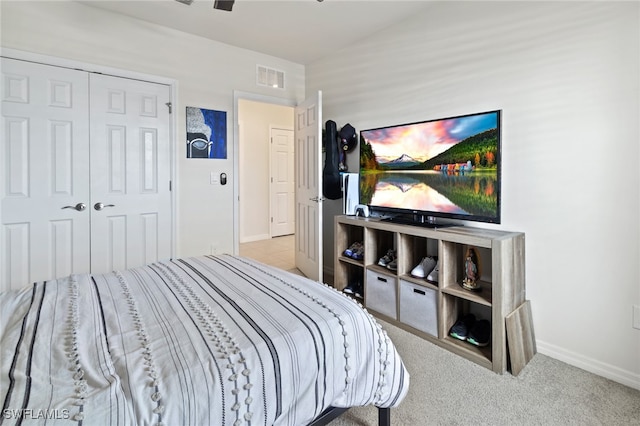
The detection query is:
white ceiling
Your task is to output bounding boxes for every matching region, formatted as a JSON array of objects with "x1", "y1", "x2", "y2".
[{"x1": 79, "y1": 0, "x2": 435, "y2": 64}]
